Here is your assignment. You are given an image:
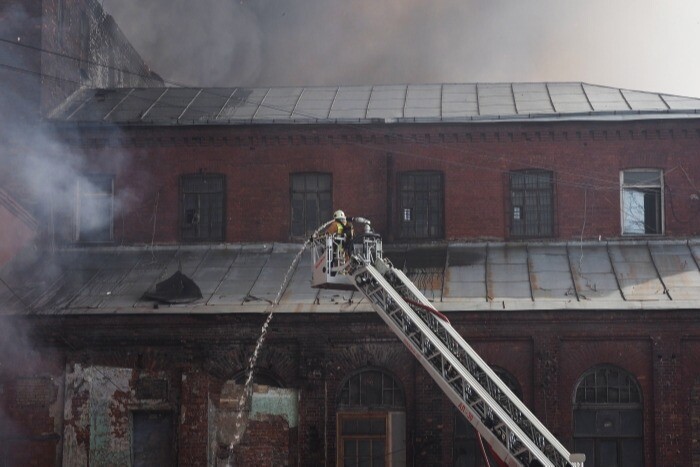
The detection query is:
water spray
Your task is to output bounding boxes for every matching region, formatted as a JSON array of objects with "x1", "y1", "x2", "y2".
[{"x1": 226, "y1": 219, "x2": 334, "y2": 463}]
